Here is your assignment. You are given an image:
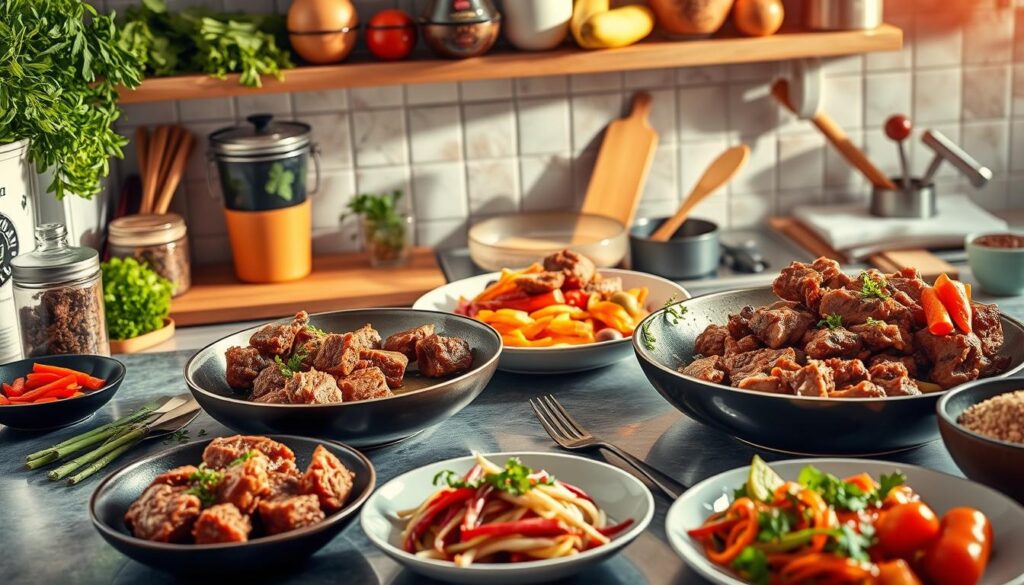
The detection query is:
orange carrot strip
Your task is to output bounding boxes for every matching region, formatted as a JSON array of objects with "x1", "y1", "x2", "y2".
[
  {"x1": 934, "y1": 273, "x2": 972, "y2": 333},
  {"x1": 31, "y1": 363, "x2": 105, "y2": 390},
  {"x1": 0, "y1": 395, "x2": 9, "y2": 405},
  {"x1": 25, "y1": 372, "x2": 61, "y2": 389},
  {"x1": 922, "y1": 287, "x2": 954, "y2": 336},
  {"x1": 1, "y1": 383, "x2": 12, "y2": 396},
  {"x1": 33, "y1": 397, "x2": 58, "y2": 404},
  {"x1": 13, "y1": 374, "x2": 76, "y2": 402},
  {"x1": 10, "y1": 377, "x2": 25, "y2": 397}
]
